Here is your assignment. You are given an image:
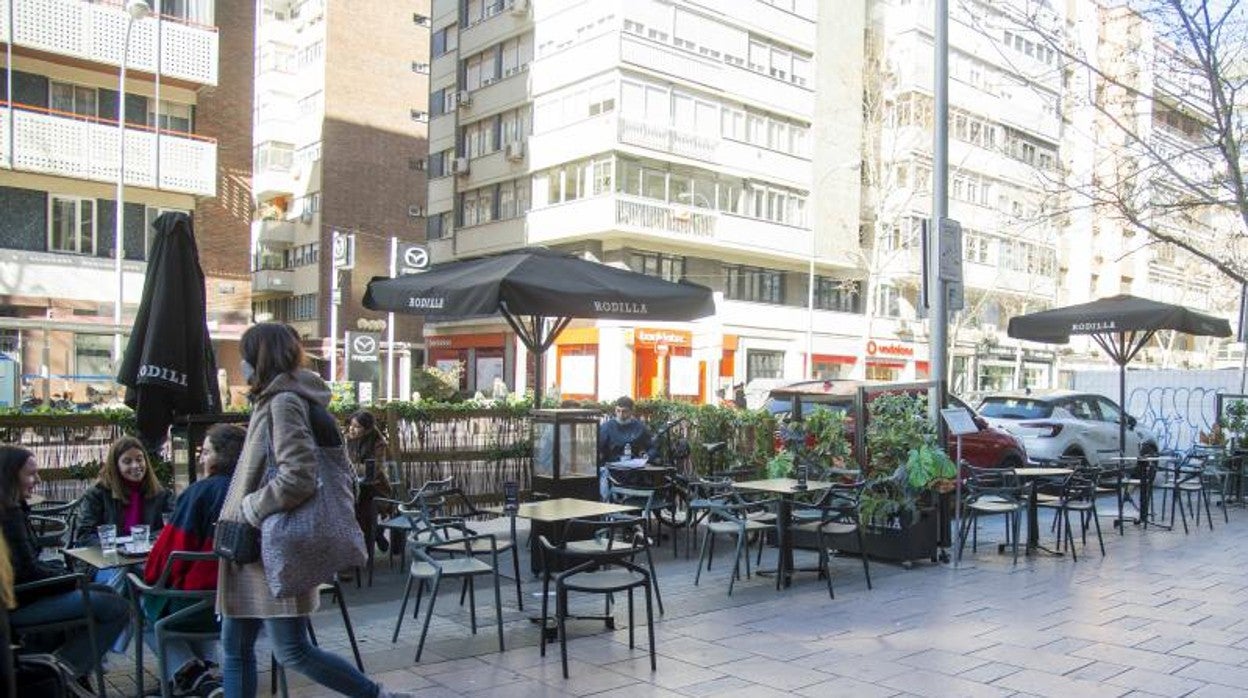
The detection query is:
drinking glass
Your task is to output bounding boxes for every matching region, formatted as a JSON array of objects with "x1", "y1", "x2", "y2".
[
  {"x1": 97, "y1": 524, "x2": 118, "y2": 554},
  {"x1": 130, "y1": 524, "x2": 150, "y2": 548}
]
